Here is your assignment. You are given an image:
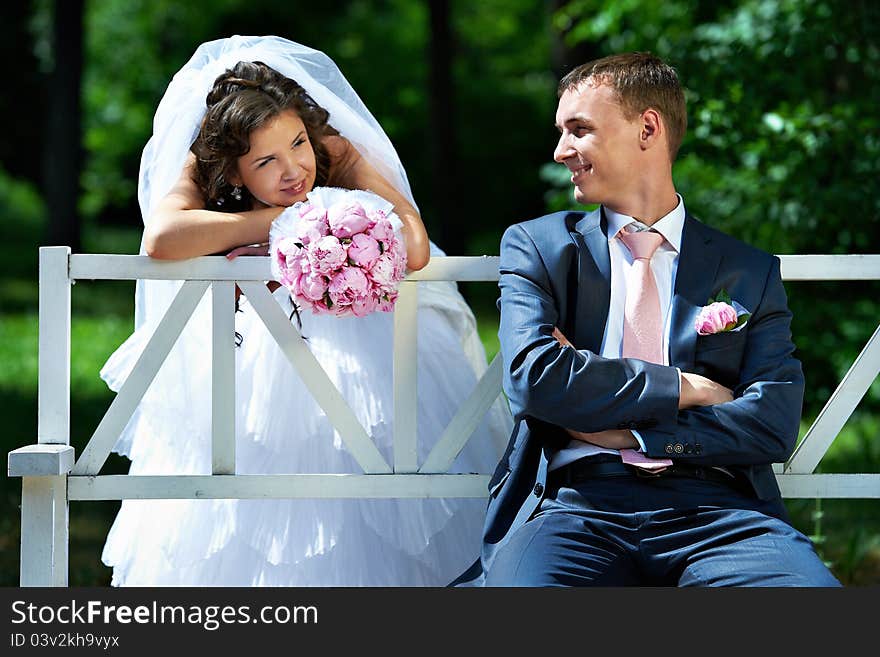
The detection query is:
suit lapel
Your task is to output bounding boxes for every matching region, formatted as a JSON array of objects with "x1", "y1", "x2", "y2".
[
  {"x1": 669, "y1": 214, "x2": 721, "y2": 369},
  {"x1": 570, "y1": 208, "x2": 610, "y2": 351}
]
